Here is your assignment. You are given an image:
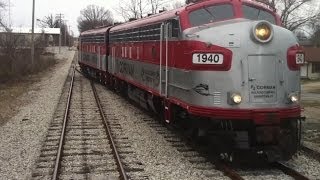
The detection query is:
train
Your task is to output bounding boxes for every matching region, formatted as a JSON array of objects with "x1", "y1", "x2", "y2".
[{"x1": 78, "y1": 0, "x2": 305, "y2": 162}]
